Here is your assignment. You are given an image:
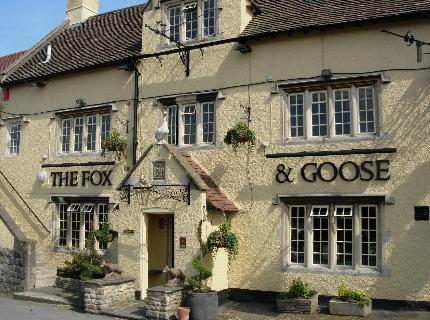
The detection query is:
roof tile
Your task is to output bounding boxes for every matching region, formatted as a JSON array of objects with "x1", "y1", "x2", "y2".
[
  {"x1": 4, "y1": 4, "x2": 145, "y2": 85},
  {"x1": 242, "y1": 0, "x2": 430, "y2": 37},
  {"x1": 178, "y1": 151, "x2": 239, "y2": 213}
]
